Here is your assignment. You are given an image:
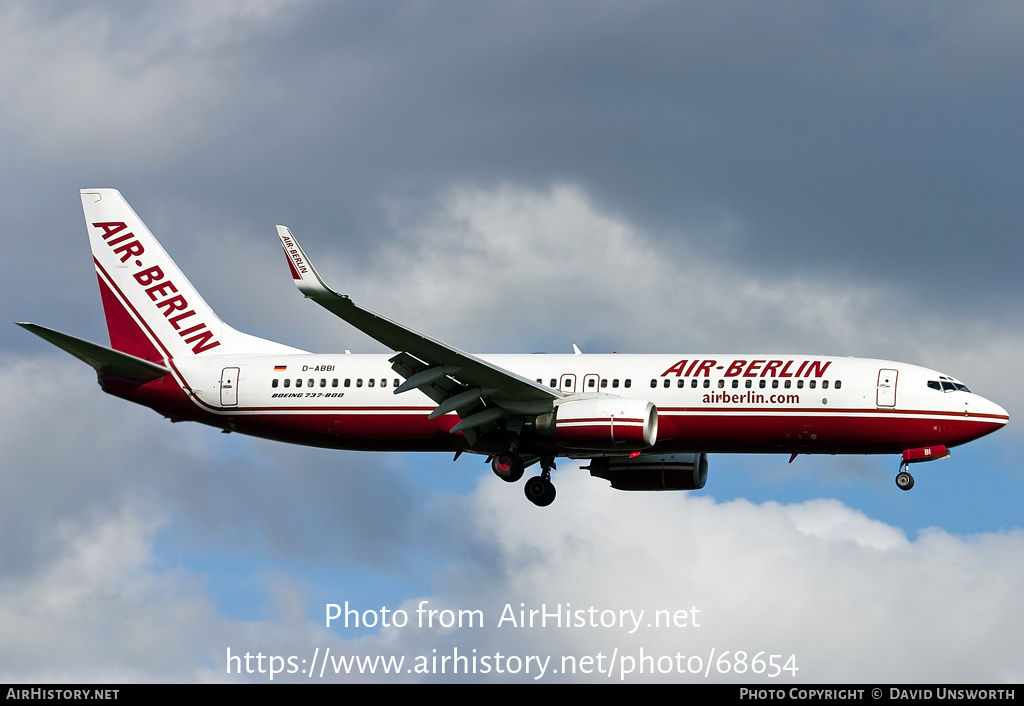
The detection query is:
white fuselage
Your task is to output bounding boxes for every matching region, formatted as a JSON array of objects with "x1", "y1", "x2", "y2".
[{"x1": 127, "y1": 352, "x2": 1007, "y2": 456}]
